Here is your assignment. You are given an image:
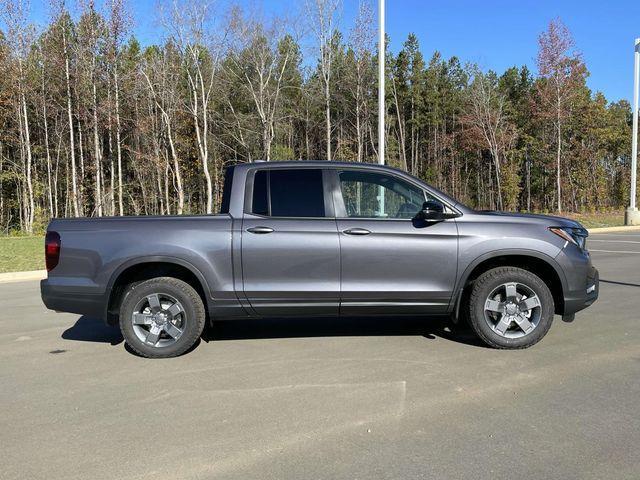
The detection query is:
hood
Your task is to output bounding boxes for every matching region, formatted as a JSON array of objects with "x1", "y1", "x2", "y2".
[{"x1": 474, "y1": 210, "x2": 584, "y2": 229}]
